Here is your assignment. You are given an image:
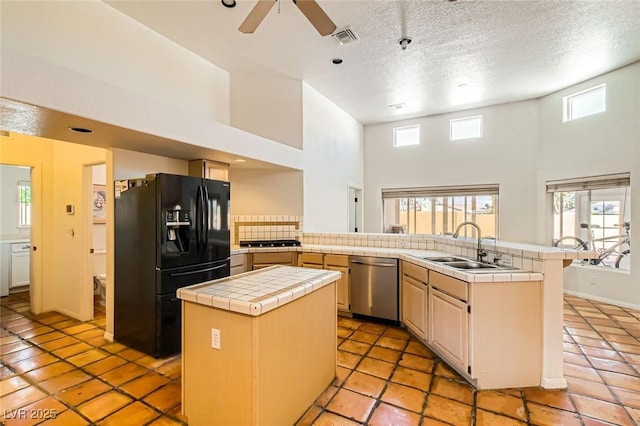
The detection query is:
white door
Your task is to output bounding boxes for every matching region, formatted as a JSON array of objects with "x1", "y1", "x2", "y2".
[{"x1": 348, "y1": 186, "x2": 363, "y2": 233}]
